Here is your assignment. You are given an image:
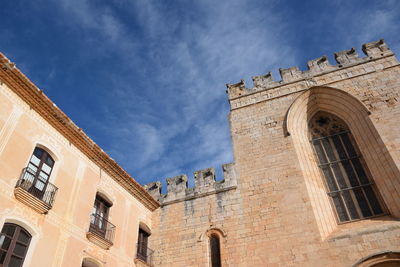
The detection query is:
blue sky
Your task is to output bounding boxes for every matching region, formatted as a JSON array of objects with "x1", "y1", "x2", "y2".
[{"x1": 1, "y1": 0, "x2": 399, "y2": 189}]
